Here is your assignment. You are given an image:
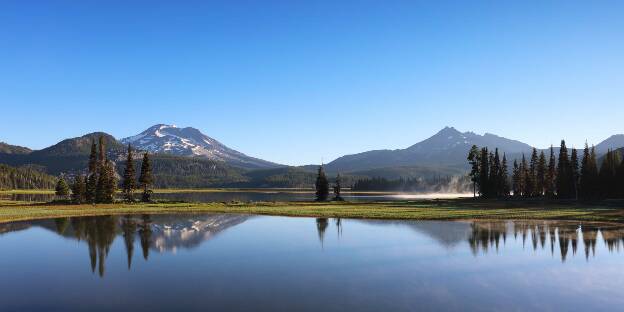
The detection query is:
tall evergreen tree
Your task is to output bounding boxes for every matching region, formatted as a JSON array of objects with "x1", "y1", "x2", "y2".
[
  {"x1": 529, "y1": 148, "x2": 539, "y2": 197},
  {"x1": 570, "y1": 148, "x2": 579, "y2": 200},
  {"x1": 520, "y1": 154, "x2": 529, "y2": 197},
  {"x1": 545, "y1": 146, "x2": 557, "y2": 197},
  {"x1": 512, "y1": 160, "x2": 521, "y2": 197},
  {"x1": 95, "y1": 136, "x2": 108, "y2": 203},
  {"x1": 315, "y1": 165, "x2": 329, "y2": 201},
  {"x1": 599, "y1": 149, "x2": 619, "y2": 198},
  {"x1": 536, "y1": 151, "x2": 546, "y2": 197},
  {"x1": 579, "y1": 142, "x2": 593, "y2": 199},
  {"x1": 122, "y1": 144, "x2": 136, "y2": 202},
  {"x1": 71, "y1": 175, "x2": 86, "y2": 204},
  {"x1": 489, "y1": 150, "x2": 501, "y2": 198},
  {"x1": 556, "y1": 140, "x2": 571, "y2": 198},
  {"x1": 139, "y1": 152, "x2": 153, "y2": 202},
  {"x1": 55, "y1": 176, "x2": 70, "y2": 199},
  {"x1": 479, "y1": 148, "x2": 489, "y2": 197},
  {"x1": 86, "y1": 141, "x2": 98, "y2": 203},
  {"x1": 588, "y1": 146, "x2": 599, "y2": 198},
  {"x1": 467, "y1": 145, "x2": 480, "y2": 198},
  {"x1": 500, "y1": 153, "x2": 510, "y2": 197},
  {"x1": 333, "y1": 173, "x2": 343, "y2": 201},
  {"x1": 102, "y1": 161, "x2": 117, "y2": 203},
  {"x1": 98, "y1": 135, "x2": 106, "y2": 169},
  {"x1": 617, "y1": 152, "x2": 624, "y2": 199}
]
